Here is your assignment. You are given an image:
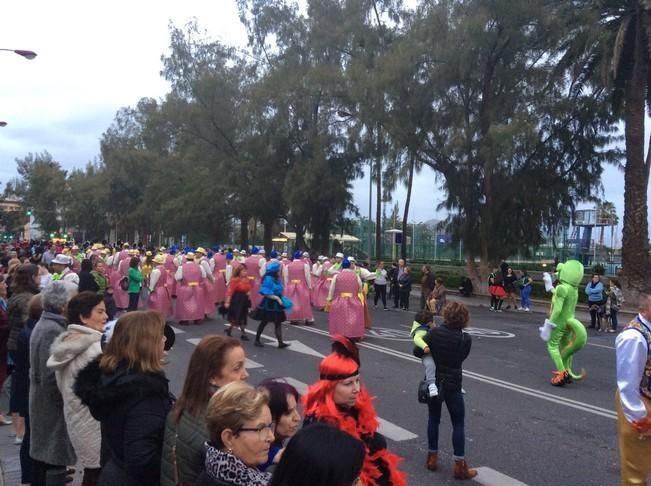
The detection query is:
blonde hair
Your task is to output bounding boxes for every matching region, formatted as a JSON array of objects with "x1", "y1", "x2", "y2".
[
  {"x1": 100, "y1": 311, "x2": 165, "y2": 373},
  {"x1": 206, "y1": 381, "x2": 269, "y2": 447}
]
